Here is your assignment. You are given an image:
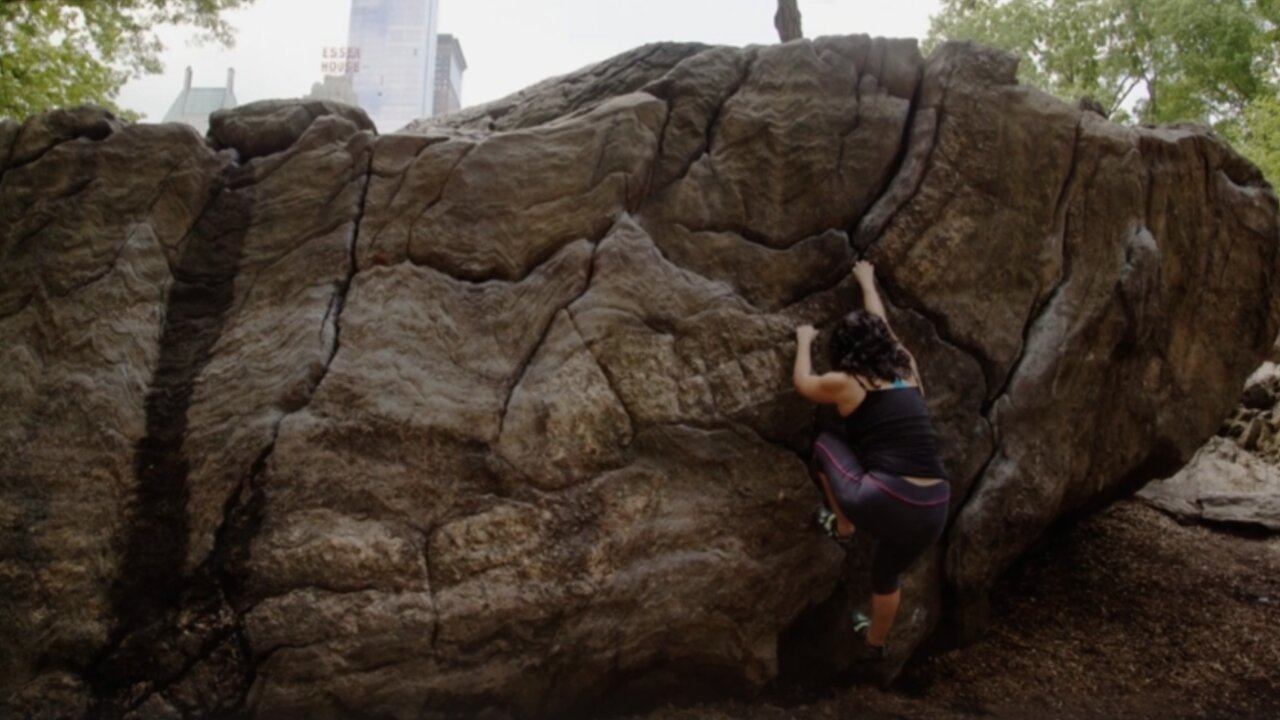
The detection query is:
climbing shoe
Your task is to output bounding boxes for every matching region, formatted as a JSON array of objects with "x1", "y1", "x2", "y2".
[
  {"x1": 812, "y1": 506, "x2": 853, "y2": 547},
  {"x1": 851, "y1": 610, "x2": 872, "y2": 635},
  {"x1": 851, "y1": 611, "x2": 886, "y2": 661}
]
